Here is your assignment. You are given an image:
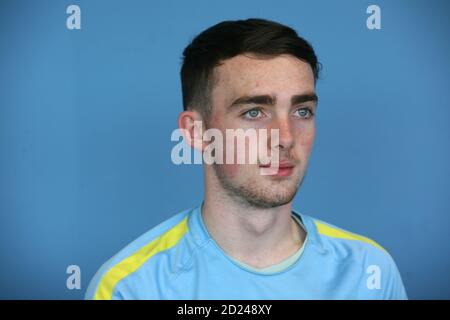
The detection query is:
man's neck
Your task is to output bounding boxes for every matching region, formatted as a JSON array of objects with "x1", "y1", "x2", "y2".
[{"x1": 201, "y1": 194, "x2": 305, "y2": 269}]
